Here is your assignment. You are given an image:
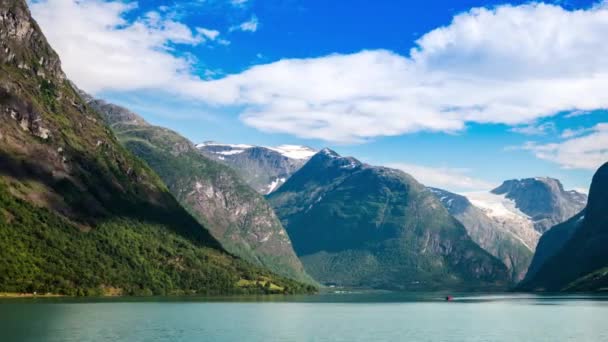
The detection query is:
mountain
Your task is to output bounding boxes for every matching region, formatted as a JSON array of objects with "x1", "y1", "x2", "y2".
[
  {"x1": 520, "y1": 163, "x2": 608, "y2": 292},
  {"x1": 0, "y1": 0, "x2": 314, "y2": 296},
  {"x1": 197, "y1": 142, "x2": 315, "y2": 194},
  {"x1": 267, "y1": 149, "x2": 510, "y2": 290},
  {"x1": 429, "y1": 188, "x2": 533, "y2": 281},
  {"x1": 461, "y1": 179, "x2": 586, "y2": 251},
  {"x1": 85, "y1": 97, "x2": 313, "y2": 284},
  {"x1": 491, "y1": 177, "x2": 587, "y2": 234}
]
